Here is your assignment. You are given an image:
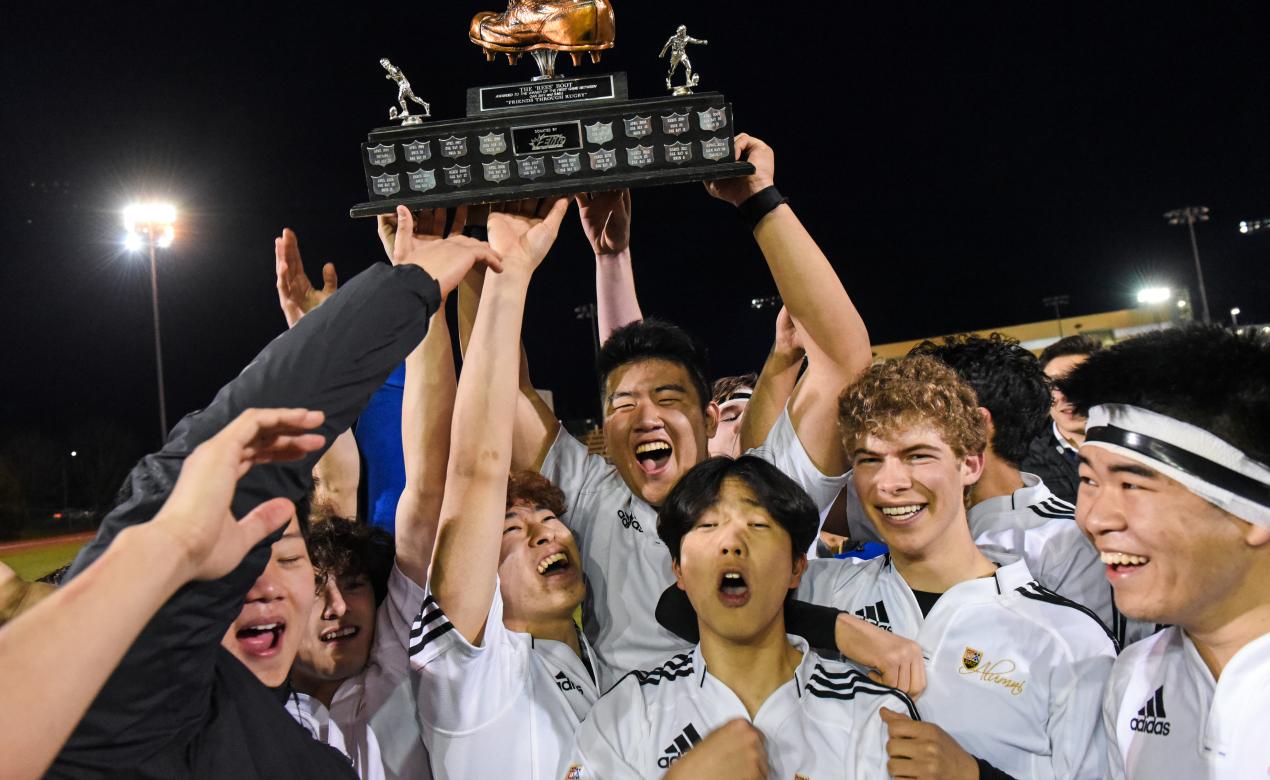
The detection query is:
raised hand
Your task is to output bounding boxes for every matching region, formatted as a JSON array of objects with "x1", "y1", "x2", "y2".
[
  {"x1": 575, "y1": 189, "x2": 631, "y2": 256},
  {"x1": 487, "y1": 198, "x2": 571, "y2": 275},
  {"x1": 274, "y1": 229, "x2": 338, "y2": 328},
  {"x1": 390, "y1": 206, "x2": 503, "y2": 298},
  {"x1": 377, "y1": 205, "x2": 470, "y2": 260},
  {"x1": 147, "y1": 408, "x2": 326, "y2": 582},
  {"x1": 665, "y1": 719, "x2": 769, "y2": 780},
  {"x1": 704, "y1": 133, "x2": 777, "y2": 208},
  {"x1": 774, "y1": 305, "x2": 805, "y2": 358}
]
